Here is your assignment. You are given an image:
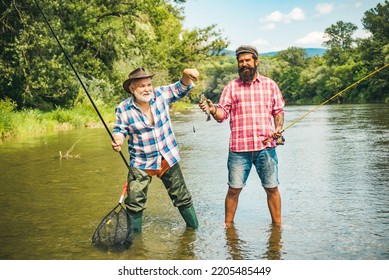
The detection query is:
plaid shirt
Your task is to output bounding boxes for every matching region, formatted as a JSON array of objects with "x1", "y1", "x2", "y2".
[
  {"x1": 217, "y1": 74, "x2": 285, "y2": 152},
  {"x1": 113, "y1": 80, "x2": 193, "y2": 170}
]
